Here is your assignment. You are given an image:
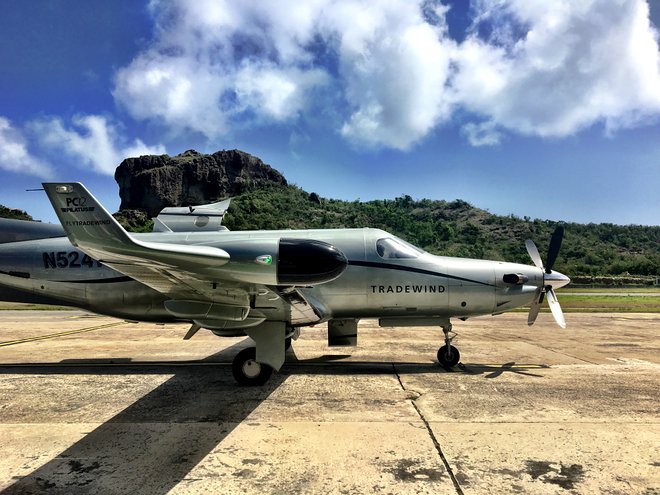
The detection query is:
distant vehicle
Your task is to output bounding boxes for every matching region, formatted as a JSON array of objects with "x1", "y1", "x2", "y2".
[{"x1": 0, "y1": 183, "x2": 569, "y2": 385}]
